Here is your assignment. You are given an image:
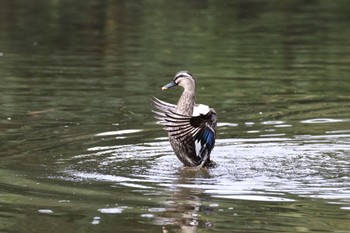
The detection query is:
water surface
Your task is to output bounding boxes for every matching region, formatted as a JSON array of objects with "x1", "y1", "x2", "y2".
[{"x1": 1, "y1": 1, "x2": 350, "y2": 232}]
